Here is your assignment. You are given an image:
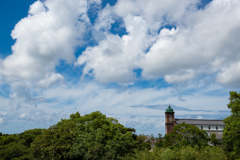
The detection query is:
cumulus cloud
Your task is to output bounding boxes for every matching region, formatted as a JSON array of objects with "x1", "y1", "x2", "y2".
[
  {"x1": 75, "y1": 0, "x2": 240, "y2": 87},
  {"x1": 141, "y1": 0, "x2": 240, "y2": 83},
  {"x1": 0, "y1": 0, "x2": 92, "y2": 108},
  {"x1": 114, "y1": 0, "x2": 199, "y2": 31},
  {"x1": 28, "y1": 0, "x2": 46, "y2": 15},
  {"x1": 94, "y1": 4, "x2": 115, "y2": 32},
  {"x1": 0, "y1": 0, "x2": 88, "y2": 82},
  {"x1": 77, "y1": 15, "x2": 151, "y2": 83}
]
